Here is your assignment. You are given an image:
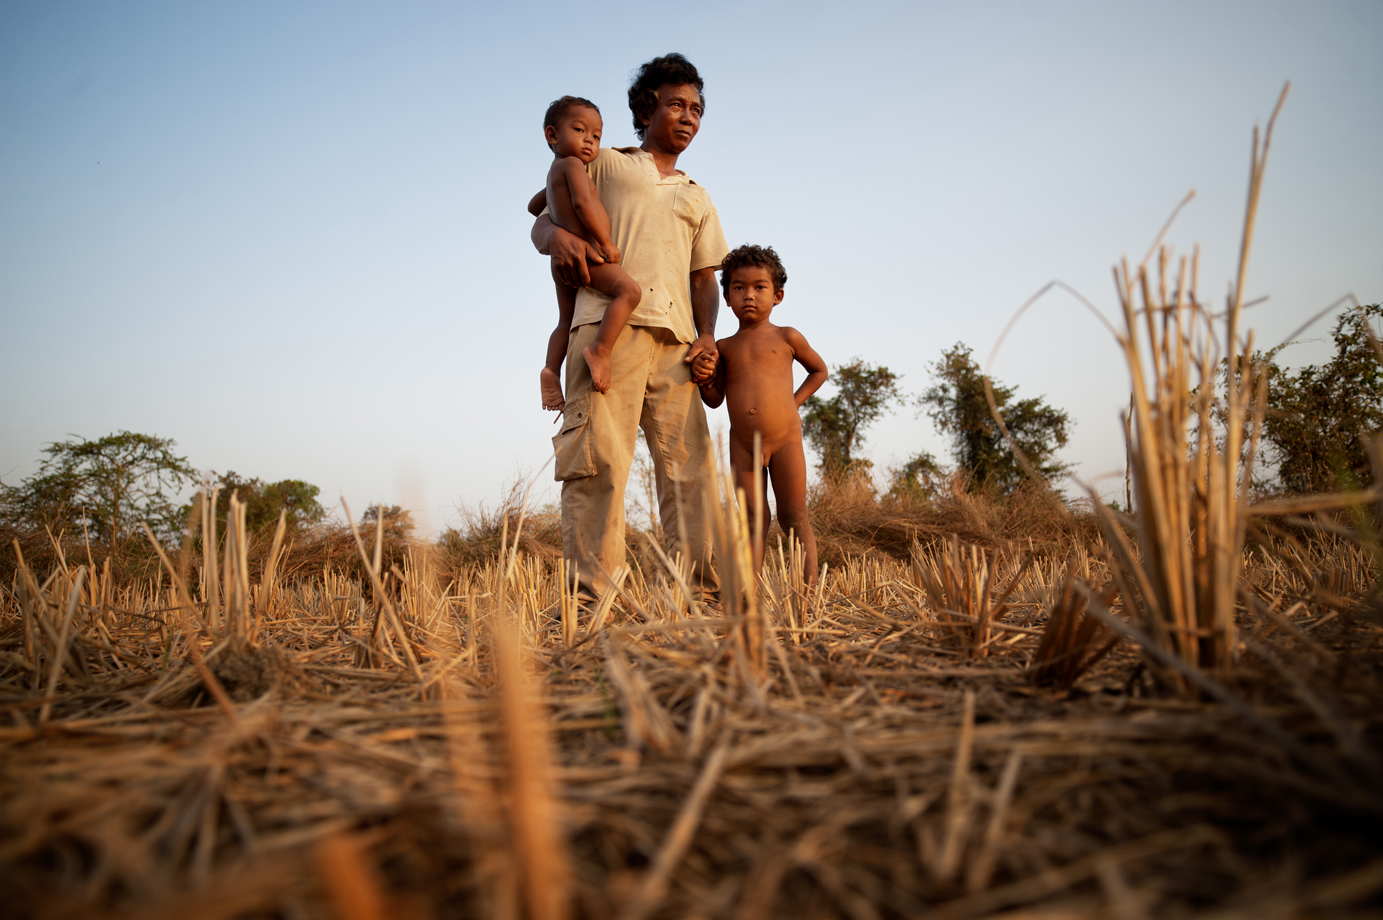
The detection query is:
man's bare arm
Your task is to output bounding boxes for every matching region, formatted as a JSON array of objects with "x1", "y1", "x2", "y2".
[
  {"x1": 685, "y1": 266, "x2": 720, "y2": 379},
  {"x1": 786, "y1": 327, "x2": 829, "y2": 408},
  {"x1": 531, "y1": 214, "x2": 601, "y2": 288}
]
